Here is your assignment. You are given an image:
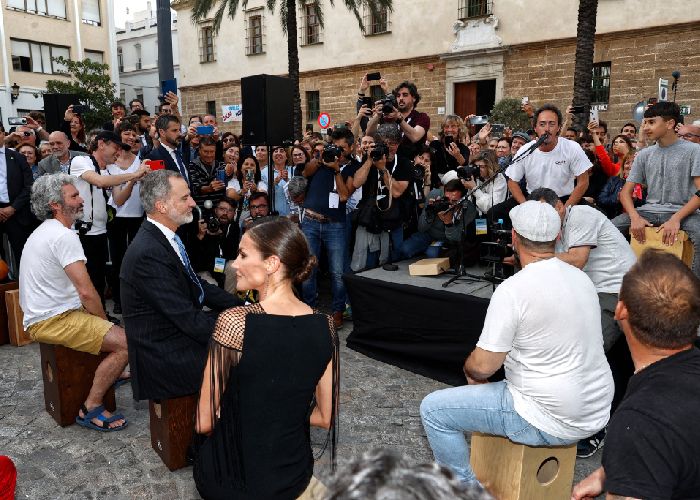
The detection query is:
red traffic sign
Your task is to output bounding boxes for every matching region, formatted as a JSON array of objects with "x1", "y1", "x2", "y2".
[{"x1": 317, "y1": 112, "x2": 331, "y2": 129}]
